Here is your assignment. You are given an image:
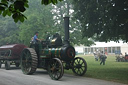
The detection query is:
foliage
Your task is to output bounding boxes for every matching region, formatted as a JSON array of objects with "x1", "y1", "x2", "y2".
[
  {"x1": 0, "y1": 16, "x2": 21, "y2": 45},
  {"x1": 0, "y1": 0, "x2": 57, "y2": 46},
  {"x1": 73, "y1": 0, "x2": 128, "y2": 42},
  {"x1": 0, "y1": 0, "x2": 94, "y2": 46},
  {"x1": 0, "y1": 0, "x2": 62, "y2": 22},
  {"x1": 52, "y1": 0, "x2": 94, "y2": 46},
  {"x1": 18, "y1": 0, "x2": 56, "y2": 45}
]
